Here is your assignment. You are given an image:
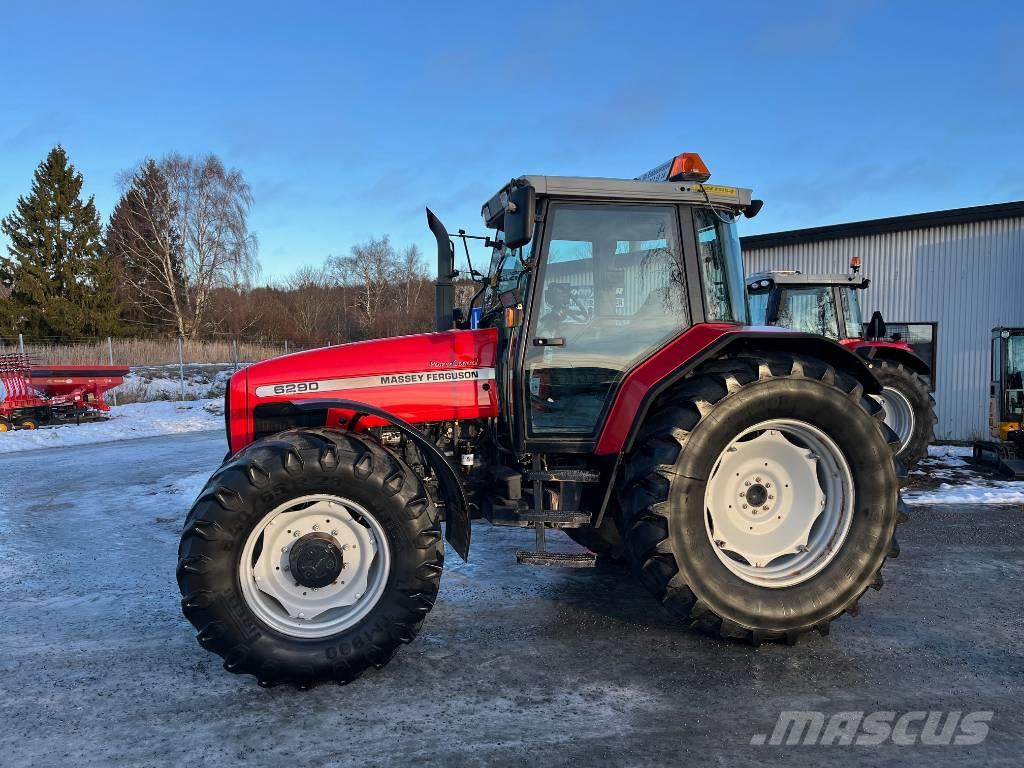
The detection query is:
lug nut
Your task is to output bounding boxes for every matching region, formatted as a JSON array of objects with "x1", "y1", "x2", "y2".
[
  {"x1": 312, "y1": 524, "x2": 320, "y2": 531},
  {"x1": 330, "y1": 529, "x2": 338, "y2": 536},
  {"x1": 293, "y1": 530, "x2": 300, "y2": 538}
]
